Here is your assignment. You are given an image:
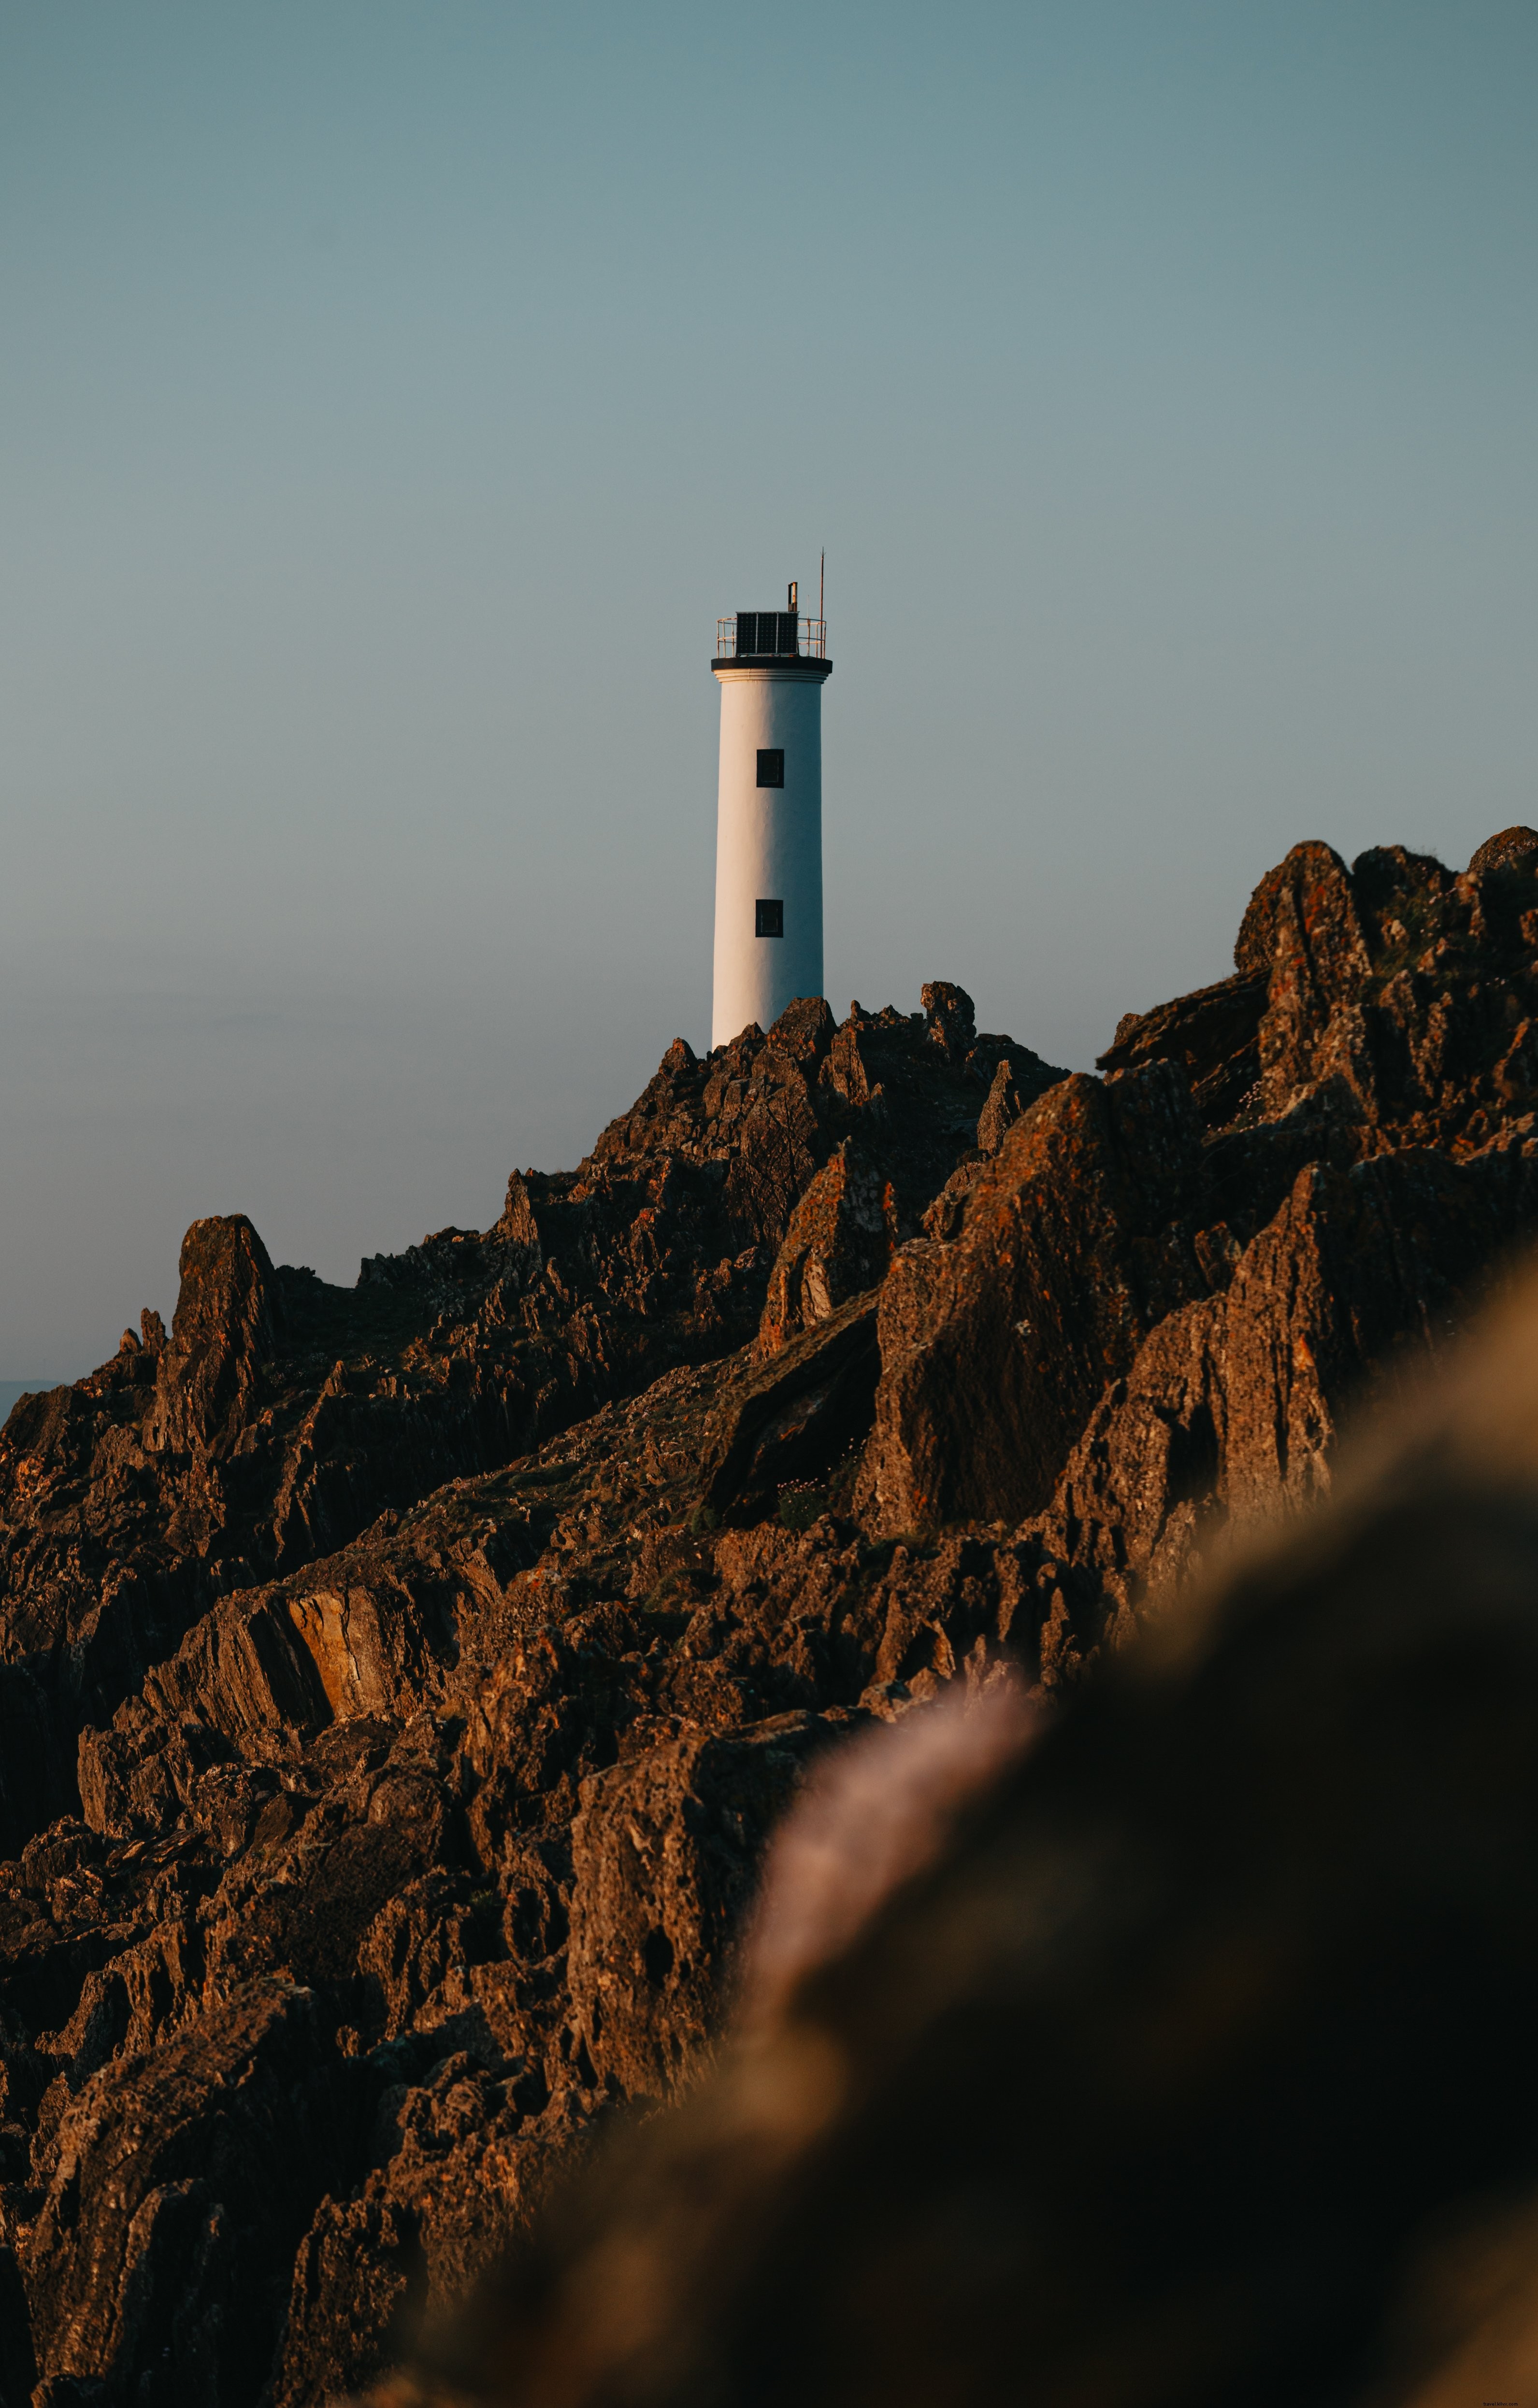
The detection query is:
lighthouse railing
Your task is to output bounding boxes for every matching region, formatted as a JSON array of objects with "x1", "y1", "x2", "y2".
[{"x1": 715, "y1": 616, "x2": 828, "y2": 662}]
